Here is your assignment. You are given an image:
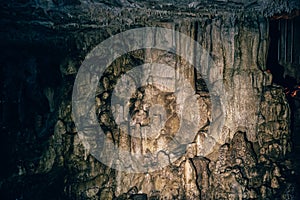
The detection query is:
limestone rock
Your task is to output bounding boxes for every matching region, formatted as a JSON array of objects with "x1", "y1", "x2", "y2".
[{"x1": 1, "y1": 2, "x2": 298, "y2": 199}]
